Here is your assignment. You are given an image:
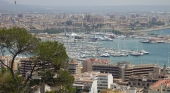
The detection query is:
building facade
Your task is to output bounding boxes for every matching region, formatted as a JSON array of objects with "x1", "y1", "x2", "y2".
[
  {"x1": 20, "y1": 58, "x2": 53, "y2": 77},
  {"x1": 73, "y1": 71, "x2": 113, "y2": 93},
  {"x1": 97, "y1": 73, "x2": 113, "y2": 90},
  {"x1": 0, "y1": 55, "x2": 12, "y2": 69},
  {"x1": 128, "y1": 73, "x2": 170, "y2": 93},
  {"x1": 82, "y1": 58, "x2": 110, "y2": 72},
  {"x1": 92, "y1": 61, "x2": 160, "y2": 82},
  {"x1": 68, "y1": 59, "x2": 81, "y2": 74}
]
